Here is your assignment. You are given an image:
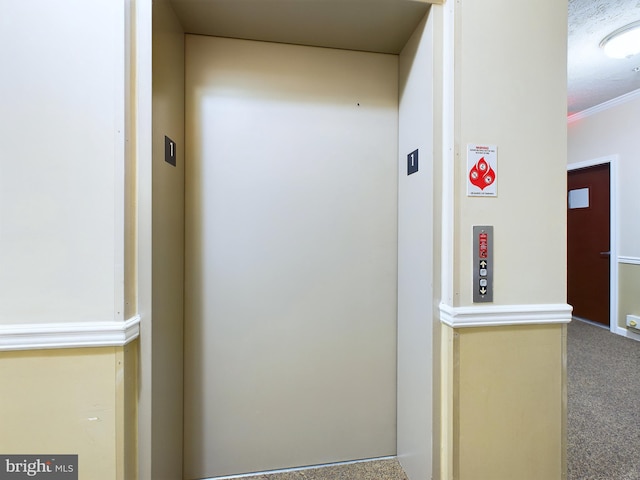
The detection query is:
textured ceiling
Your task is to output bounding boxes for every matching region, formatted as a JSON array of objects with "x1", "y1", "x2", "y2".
[{"x1": 568, "y1": 0, "x2": 640, "y2": 114}]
